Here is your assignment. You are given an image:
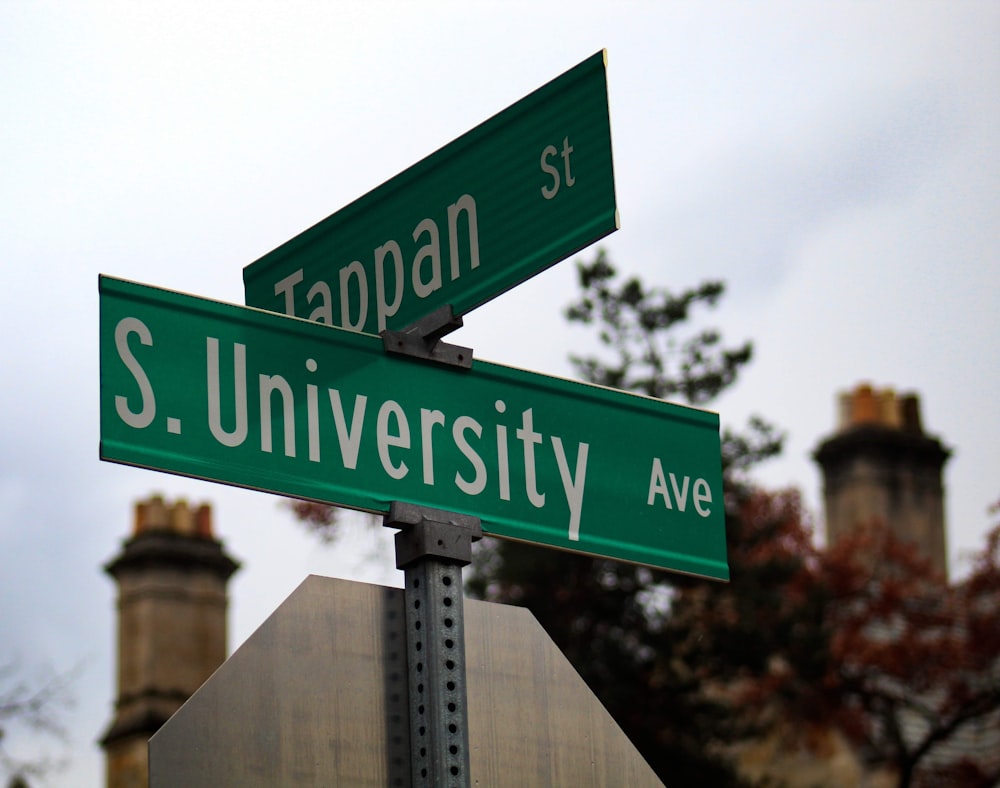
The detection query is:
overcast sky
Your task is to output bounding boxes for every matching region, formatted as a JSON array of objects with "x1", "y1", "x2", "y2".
[{"x1": 2, "y1": 3, "x2": 997, "y2": 783}]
